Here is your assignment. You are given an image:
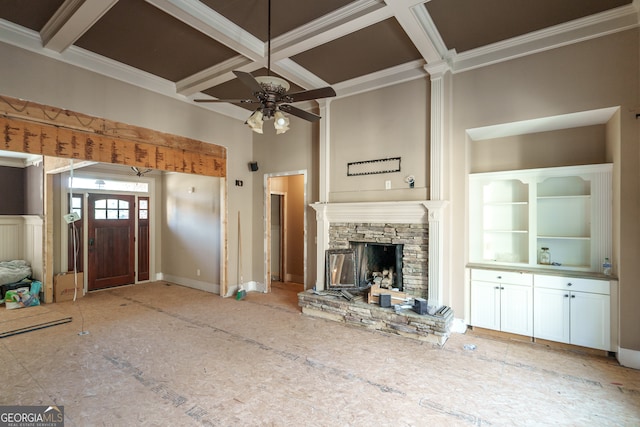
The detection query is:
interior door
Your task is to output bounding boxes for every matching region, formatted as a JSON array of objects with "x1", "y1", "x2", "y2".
[{"x1": 87, "y1": 194, "x2": 135, "y2": 291}]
